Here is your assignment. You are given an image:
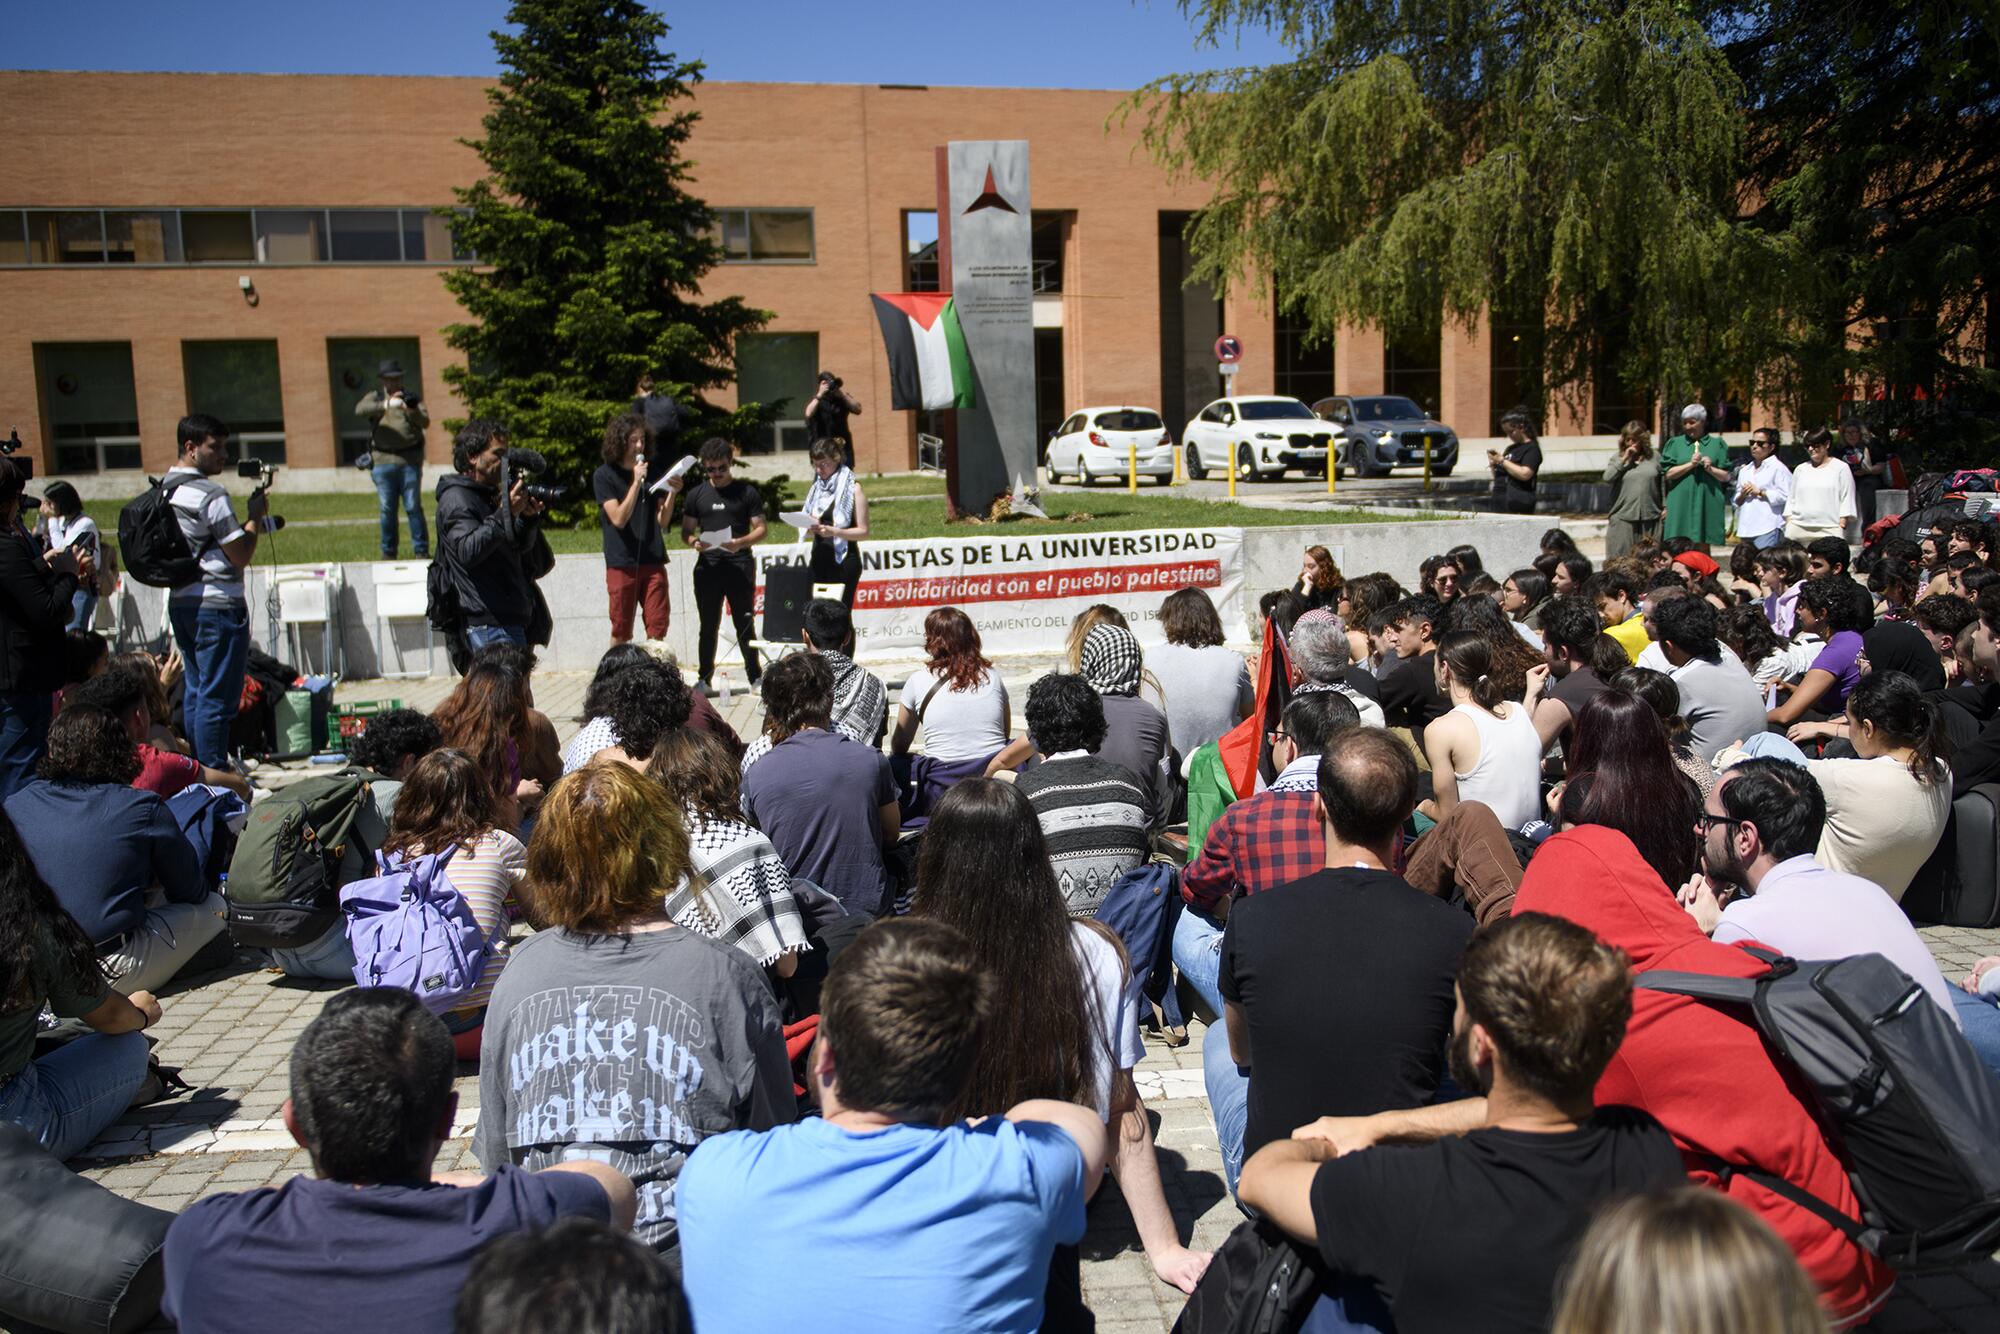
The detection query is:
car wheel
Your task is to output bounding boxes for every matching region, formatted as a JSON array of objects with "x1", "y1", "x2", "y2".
[
  {"x1": 1236, "y1": 444, "x2": 1261, "y2": 482},
  {"x1": 1185, "y1": 445, "x2": 1208, "y2": 481},
  {"x1": 1152, "y1": 471, "x2": 1171, "y2": 486},
  {"x1": 1434, "y1": 466, "x2": 1454, "y2": 478},
  {"x1": 1080, "y1": 459, "x2": 1097, "y2": 486}
]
